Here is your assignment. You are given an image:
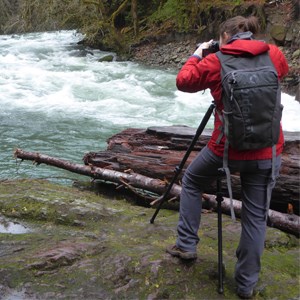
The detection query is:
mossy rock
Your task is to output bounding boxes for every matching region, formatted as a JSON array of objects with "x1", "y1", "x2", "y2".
[
  {"x1": 0, "y1": 179, "x2": 299, "y2": 299},
  {"x1": 98, "y1": 54, "x2": 115, "y2": 62},
  {"x1": 292, "y1": 49, "x2": 300, "y2": 60},
  {"x1": 270, "y1": 25, "x2": 287, "y2": 43}
]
